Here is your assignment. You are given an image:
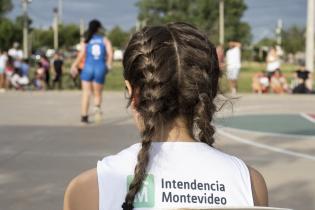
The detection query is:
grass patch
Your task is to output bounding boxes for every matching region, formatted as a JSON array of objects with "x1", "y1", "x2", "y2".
[{"x1": 104, "y1": 62, "x2": 125, "y2": 91}]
